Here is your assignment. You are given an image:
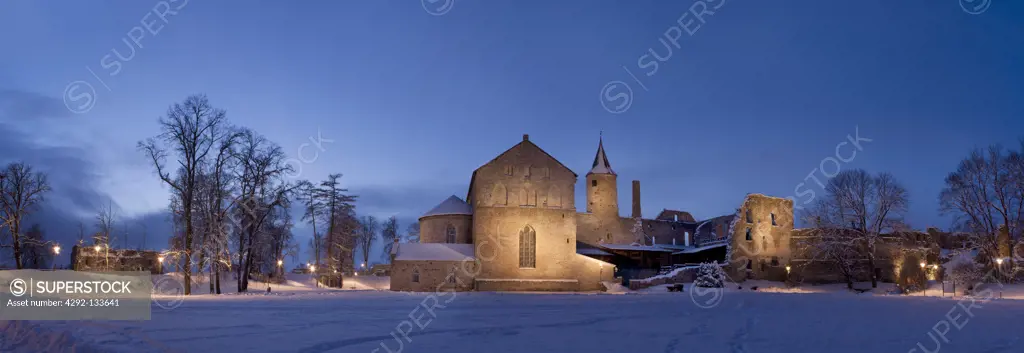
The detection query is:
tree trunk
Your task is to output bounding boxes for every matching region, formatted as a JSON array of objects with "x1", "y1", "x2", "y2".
[
  {"x1": 868, "y1": 254, "x2": 878, "y2": 288},
  {"x1": 183, "y1": 190, "x2": 193, "y2": 295},
  {"x1": 236, "y1": 230, "x2": 245, "y2": 292},
  {"x1": 215, "y1": 261, "x2": 222, "y2": 294},
  {"x1": 12, "y1": 219, "x2": 23, "y2": 269},
  {"x1": 243, "y1": 226, "x2": 257, "y2": 291},
  {"x1": 208, "y1": 252, "x2": 215, "y2": 294}
]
